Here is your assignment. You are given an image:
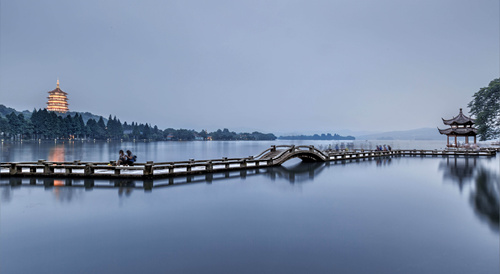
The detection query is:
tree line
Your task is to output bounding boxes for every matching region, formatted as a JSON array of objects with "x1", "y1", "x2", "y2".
[
  {"x1": 279, "y1": 133, "x2": 355, "y2": 140},
  {"x1": 468, "y1": 78, "x2": 499, "y2": 141},
  {"x1": 0, "y1": 108, "x2": 276, "y2": 141}
]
